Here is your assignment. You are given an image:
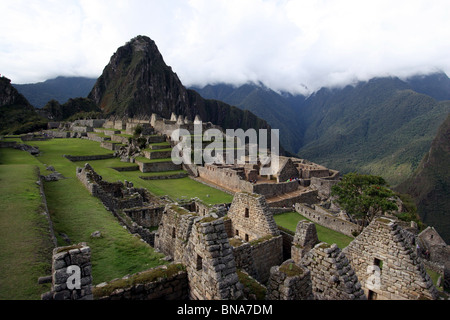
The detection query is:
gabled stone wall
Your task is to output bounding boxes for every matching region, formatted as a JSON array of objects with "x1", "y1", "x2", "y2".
[
  {"x1": 227, "y1": 192, "x2": 279, "y2": 242},
  {"x1": 302, "y1": 243, "x2": 366, "y2": 300},
  {"x1": 291, "y1": 221, "x2": 319, "y2": 264},
  {"x1": 343, "y1": 217, "x2": 439, "y2": 300}
]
